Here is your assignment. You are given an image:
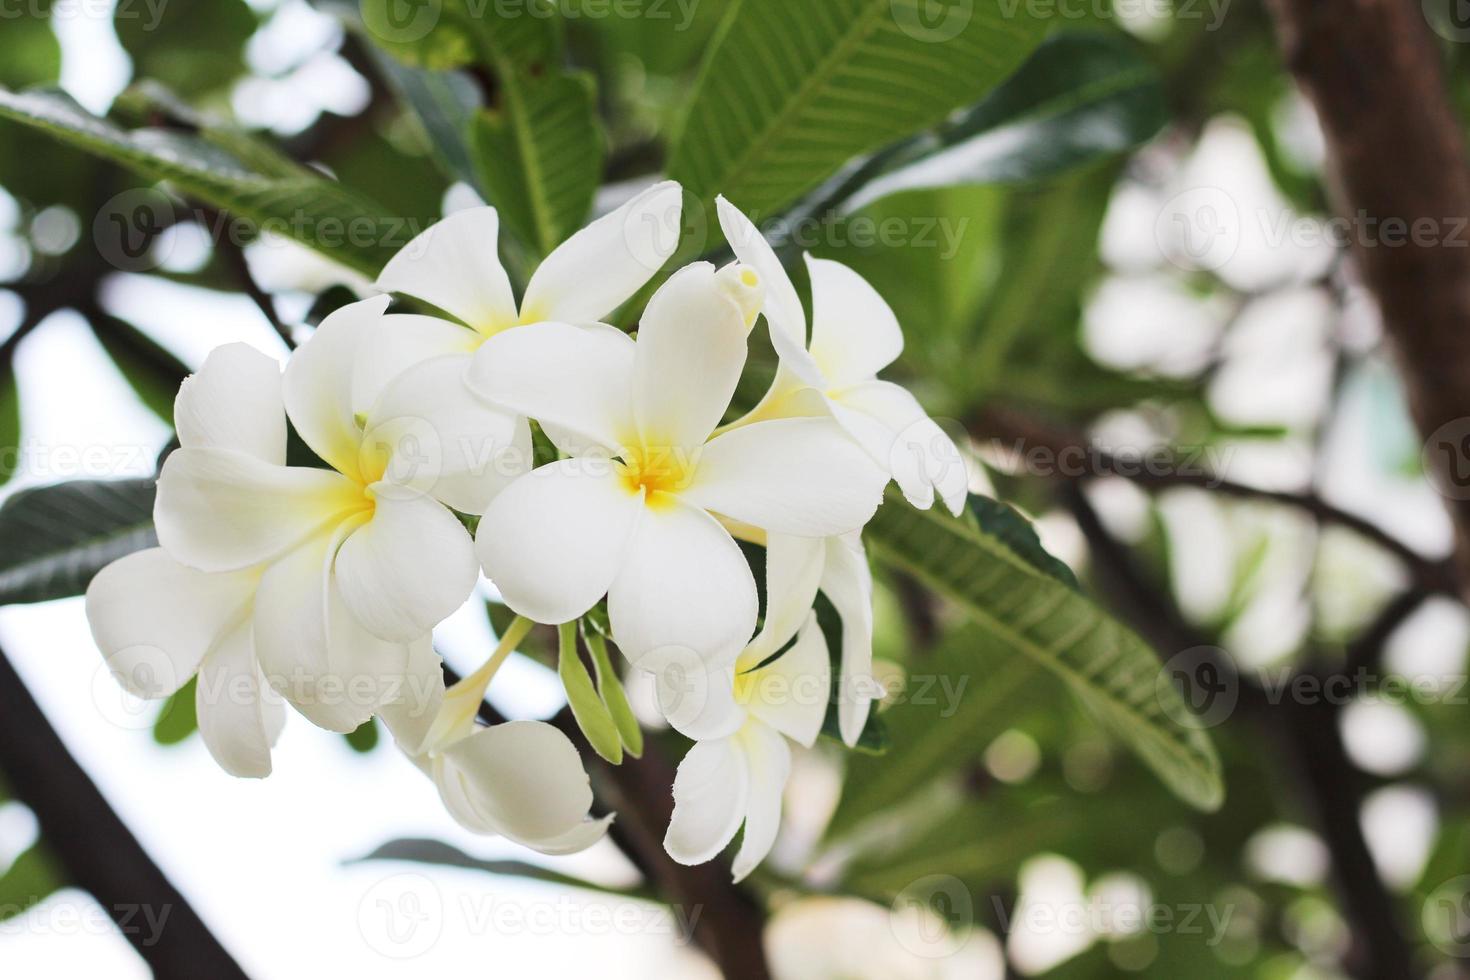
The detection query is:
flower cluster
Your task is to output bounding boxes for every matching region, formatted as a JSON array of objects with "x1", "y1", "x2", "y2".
[{"x1": 85, "y1": 181, "x2": 965, "y2": 878}]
